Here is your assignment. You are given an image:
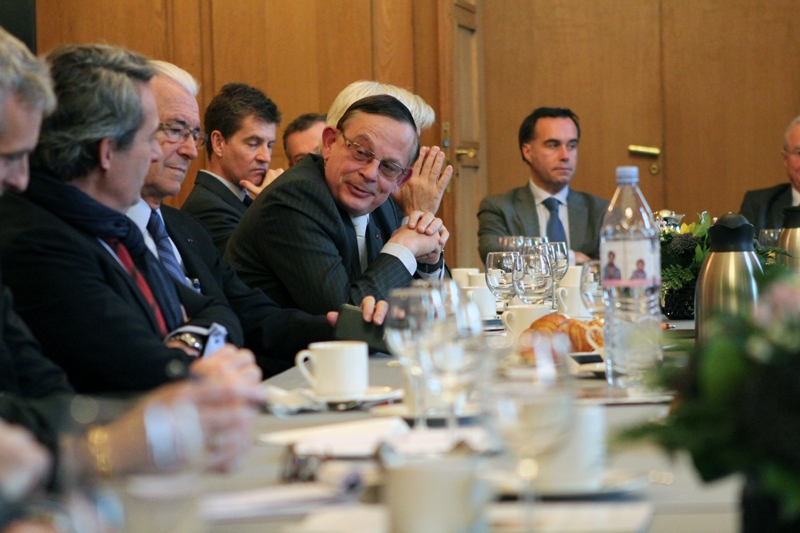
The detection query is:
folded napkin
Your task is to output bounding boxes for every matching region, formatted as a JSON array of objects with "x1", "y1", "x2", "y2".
[
  {"x1": 284, "y1": 502, "x2": 654, "y2": 533},
  {"x1": 258, "y1": 417, "x2": 495, "y2": 458},
  {"x1": 261, "y1": 384, "x2": 326, "y2": 414}
]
